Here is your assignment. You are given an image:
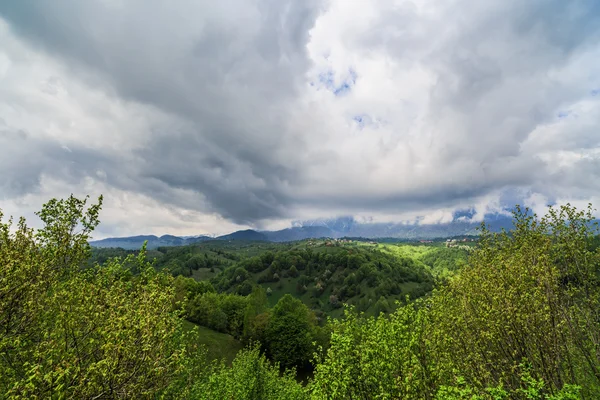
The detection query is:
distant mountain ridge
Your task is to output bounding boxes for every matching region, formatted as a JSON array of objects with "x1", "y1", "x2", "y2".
[
  {"x1": 216, "y1": 229, "x2": 269, "y2": 241},
  {"x1": 90, "y1": 234, "x2": 213, "y2": 250},
  {"x1": 90, "y1": 214, "x2": 516, "y2": 249}
]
